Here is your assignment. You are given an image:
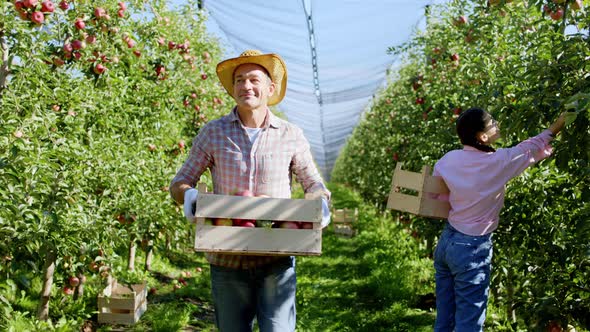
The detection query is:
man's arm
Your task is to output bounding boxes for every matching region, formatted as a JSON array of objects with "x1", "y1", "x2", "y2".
[
  {"x1": 291, "y1": 126, "x2": 330, "y2": 199},
  {"x1": 170, "y1": 181, "x2": 193, "y2": 205}
]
